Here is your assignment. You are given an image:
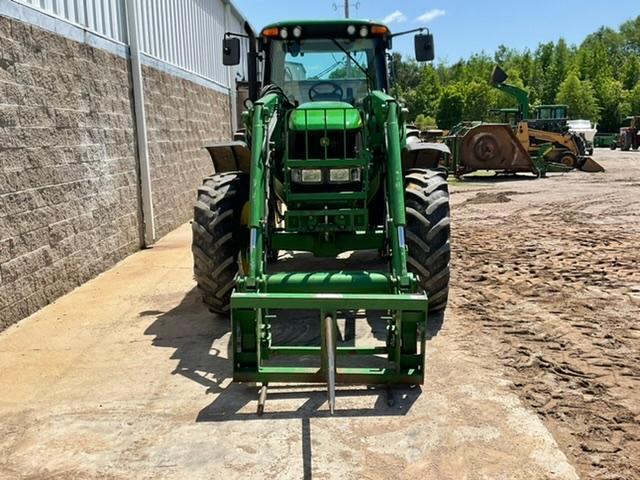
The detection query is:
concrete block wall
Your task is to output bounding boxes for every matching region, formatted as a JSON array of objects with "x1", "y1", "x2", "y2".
[
  {"x1": 143, "y1": 66, "x2": 230, "y2": 238},
  {"x1": 0, "y1": 15, "x2": 232, "y2": 329}
]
